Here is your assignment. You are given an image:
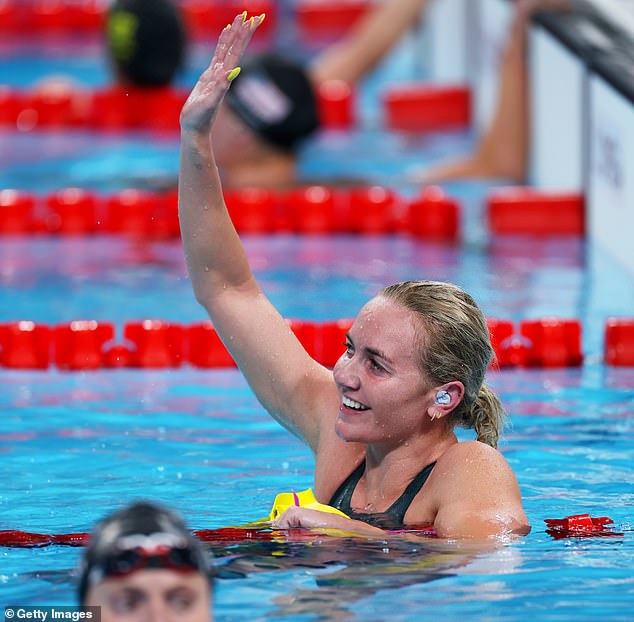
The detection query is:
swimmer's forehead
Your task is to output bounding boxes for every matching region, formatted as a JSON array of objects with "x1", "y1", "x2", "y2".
[{"x1": 349, "y1": 297, "x2": 423, "y2": 362}]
